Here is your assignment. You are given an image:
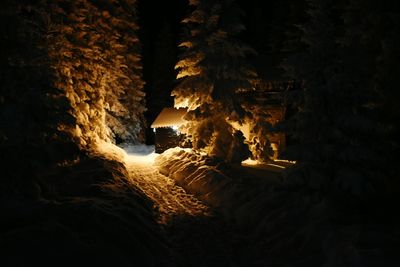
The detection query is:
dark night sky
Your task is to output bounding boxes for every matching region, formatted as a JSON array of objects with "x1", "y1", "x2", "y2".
[
  {"x1": 138, "y1": 0, "x2": 188, "y2": 142},
  {"x1": 138, "y1": 0, "x2": 307, "y2": 85}
]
